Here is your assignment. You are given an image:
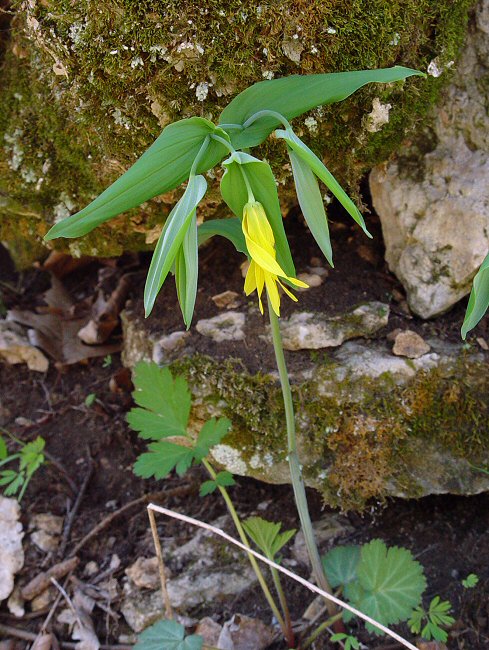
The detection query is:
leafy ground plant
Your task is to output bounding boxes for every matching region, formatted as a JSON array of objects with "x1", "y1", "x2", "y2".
[{"x1": 0, "y1": 430, "x2": 45, "y2": 501}]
